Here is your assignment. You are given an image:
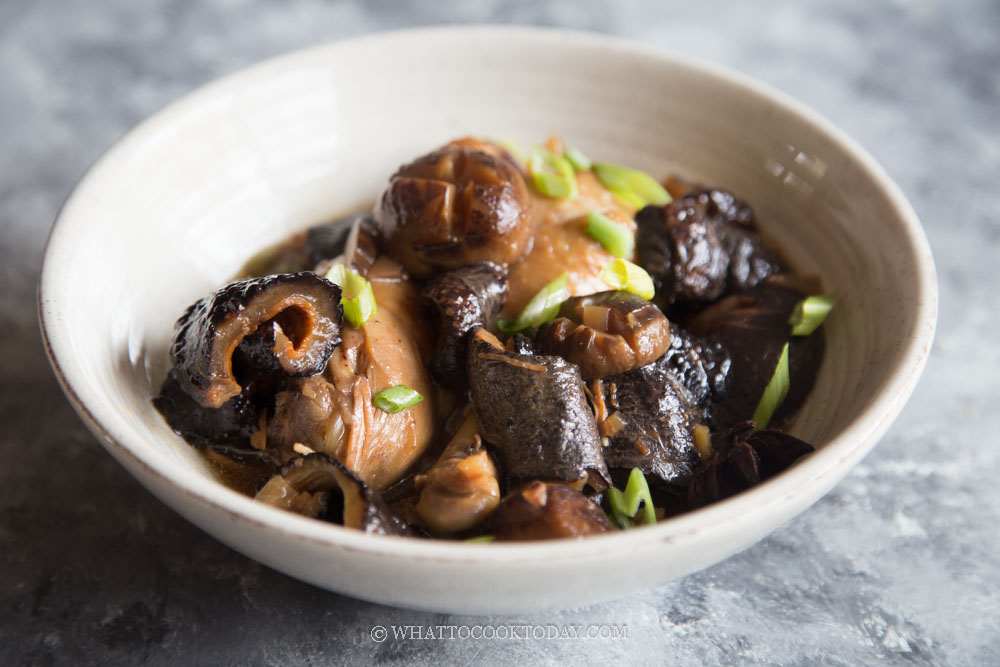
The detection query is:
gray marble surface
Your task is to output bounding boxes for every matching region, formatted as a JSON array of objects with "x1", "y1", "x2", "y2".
[{"x1": 2, "y1": 0, "x2": 998, "y2": 664}]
